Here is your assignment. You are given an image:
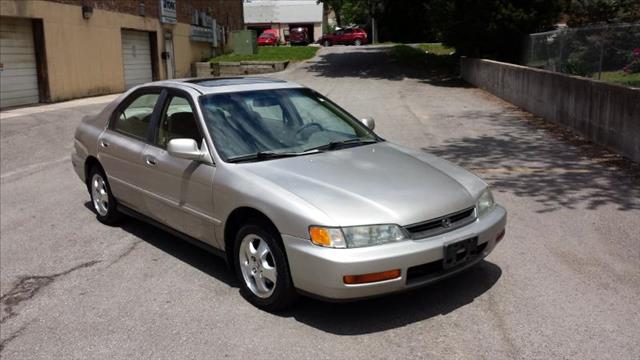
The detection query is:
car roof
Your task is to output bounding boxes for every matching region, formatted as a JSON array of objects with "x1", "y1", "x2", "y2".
[{"x1": 144, "y1": 77, "x2": 305, "y2": 95}]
